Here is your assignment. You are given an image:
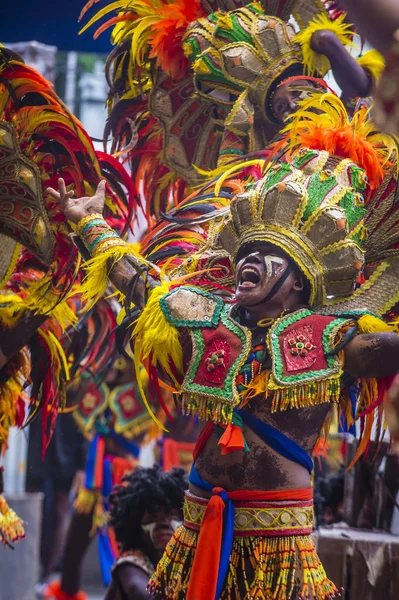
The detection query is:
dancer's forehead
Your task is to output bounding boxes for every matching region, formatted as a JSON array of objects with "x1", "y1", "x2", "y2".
[{"x1": 236, "y1": 242, "x2": 289, "y2": 264}]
